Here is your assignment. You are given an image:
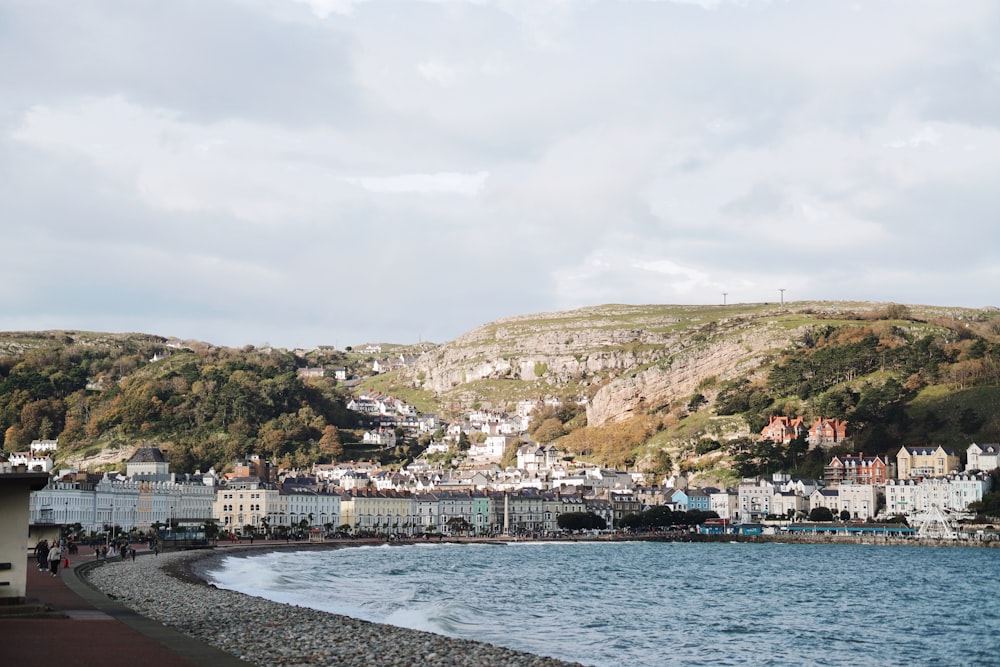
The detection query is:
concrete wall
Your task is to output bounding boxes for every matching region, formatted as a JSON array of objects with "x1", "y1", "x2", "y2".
[{"x1": 0, "y1": 473, "x2": 51, "y2": 603}]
